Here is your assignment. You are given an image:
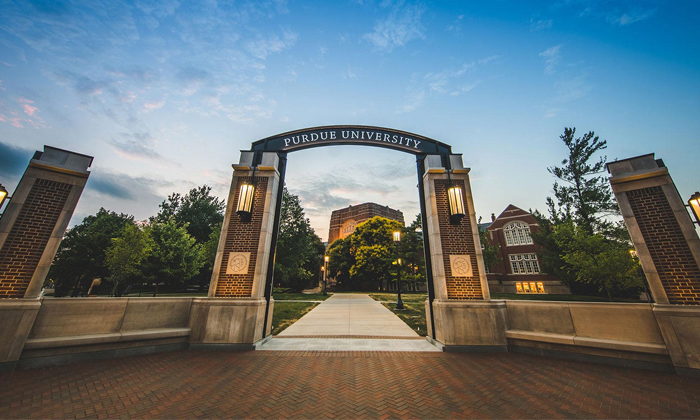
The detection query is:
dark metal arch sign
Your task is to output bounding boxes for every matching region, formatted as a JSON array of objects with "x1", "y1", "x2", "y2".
[{"x1": 250, "y1": 125, "x2": 452, "y2": 155}]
